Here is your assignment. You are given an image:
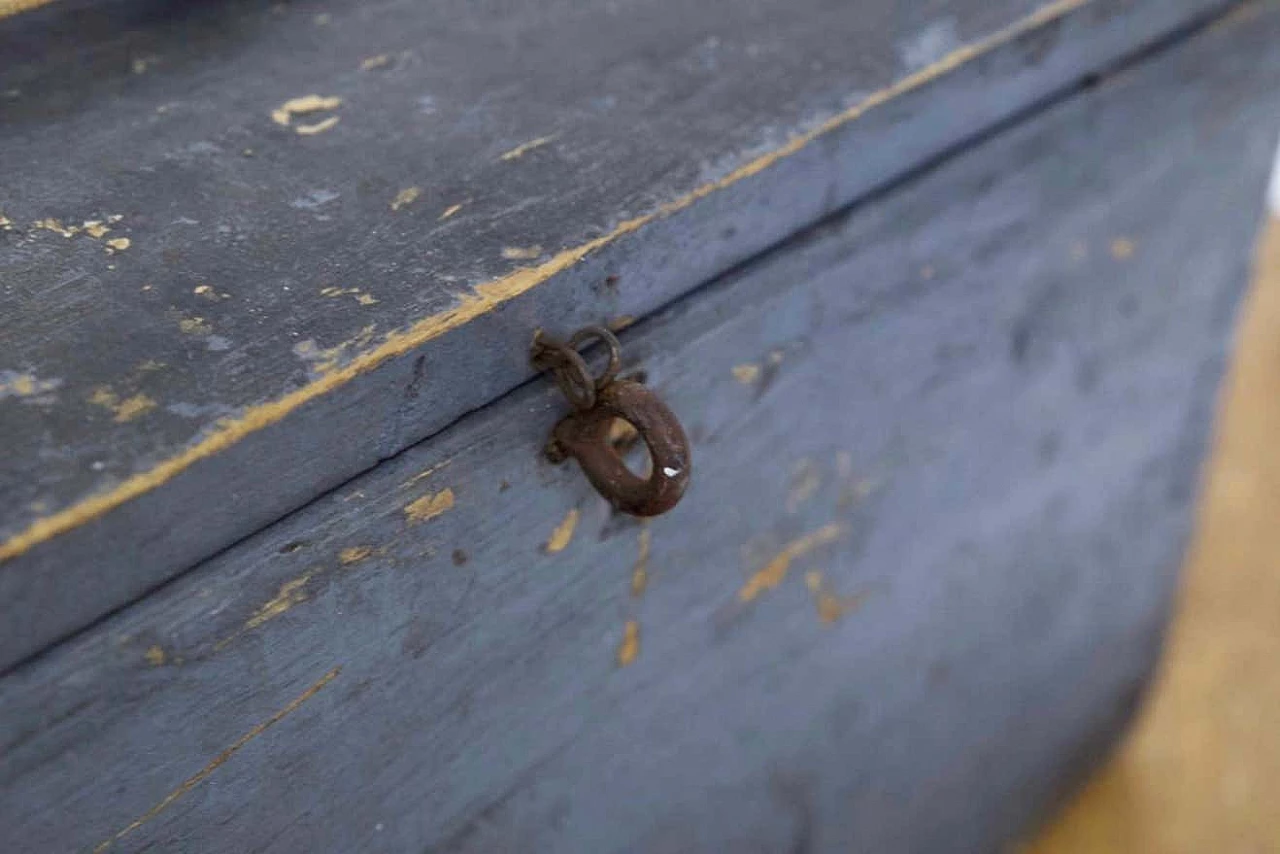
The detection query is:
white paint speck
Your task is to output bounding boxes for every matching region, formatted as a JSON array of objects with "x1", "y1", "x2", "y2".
[
  {"x1": 290, "y1": 189, "x2": 340, "y2": 210},
  {"x1": 662, "y1": 466, "x2": 681, "y2": 477}
]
